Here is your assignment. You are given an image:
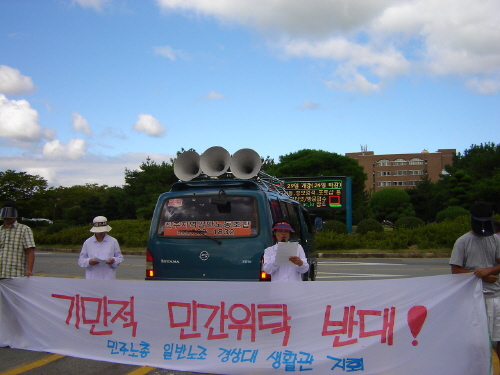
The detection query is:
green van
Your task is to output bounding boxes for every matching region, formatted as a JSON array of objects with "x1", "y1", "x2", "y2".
[{"x1": 146, "y1": 148, "x2": 318, "y2": 282}]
